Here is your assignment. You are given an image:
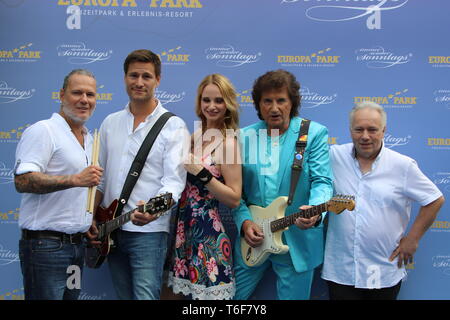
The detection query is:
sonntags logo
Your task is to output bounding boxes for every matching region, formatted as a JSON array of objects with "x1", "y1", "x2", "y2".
[
  {"x1": 79, "y1": 291, "x2": 107, "y2": 300},
  {"x1": 155, "y1": 88, "x2": 185, "y2": 105},
  {"x1": 52, "y1": 85, "x2": 113, "y2": 105},
  {"x1": 0, "y1": 43, "x2": 42, "y2": 63},
  {"x1": 428, "y1": 56, "x2": 450, "y2": 68},
  {"x1": 205, "y1": 45, "x2": 261, "y2": 68},
  {"x1": 356, "y1": 47, "x2": 412, "y2": 68},
  {"x1": 432, "y1": 255, "x2": 450, "y2": 276},
  {"x1": 0, "y1": 82, "x2": 35, "y2": 104},
  {"x1": 278, "y1": 48, "x2": 340, "y2": 68},
  {"x1": 282, "y1": 0, "x2": 409, "y2": 30},
  {"x1": 158, "y1": 47, "x2": 190, "y2": 66},
  {"x1": 433, "y1": 172, "x2": 450, "y2": 193},
  {"x1": 0, "y1": 124, "x2": 30, "y2": 143},
  {"x1": 57, "y1": 43, "x2": 112, "y2": 64},
  {"x1": 354, "y1": 89, "x2": 417, "y2": 109},
  {"x1": 301, "y1": 87, "x2": 337, "y2": 108},
  {"x1": 434, "y1": 90, "x2": 450, "y2": 109},
  {"x1": 0, "y1": 244, "x2": 19, "y2": 266},
  {"x1": 0, "y1": 208, "x2": 19, "y2": 224},
  {"x1": 0, "y1": 162, "x2": 14, "y2": 184},
  {"x1": 383, "y1": 133, "x2": 411, "y2": 149}
]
